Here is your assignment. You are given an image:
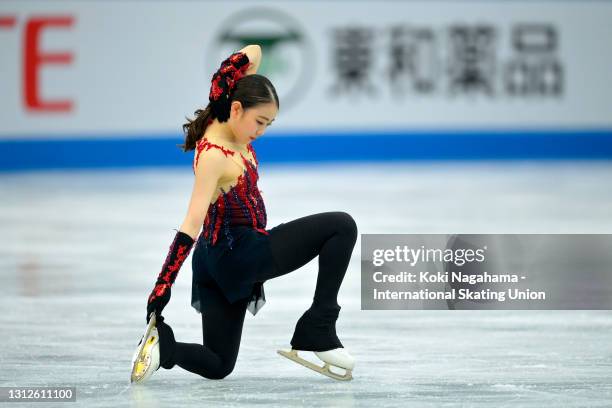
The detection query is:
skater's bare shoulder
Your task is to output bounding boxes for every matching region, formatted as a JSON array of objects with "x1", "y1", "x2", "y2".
[{"x1": 194, "y1": 144, "x2": 231, "y2": 174}]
